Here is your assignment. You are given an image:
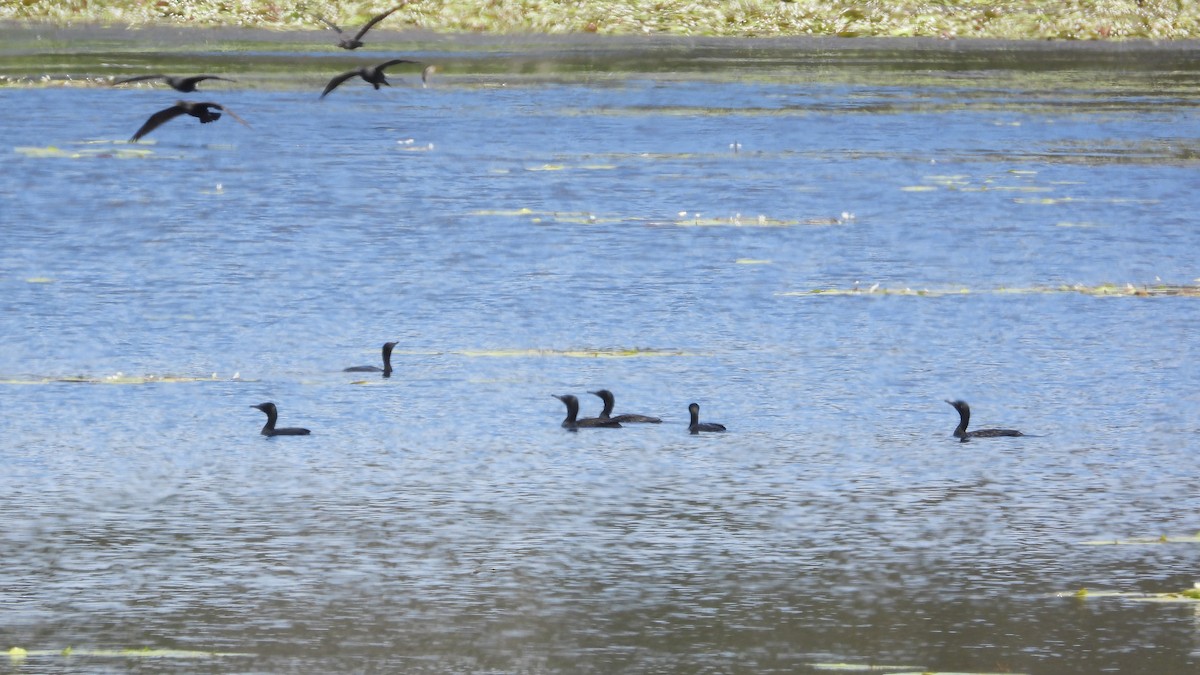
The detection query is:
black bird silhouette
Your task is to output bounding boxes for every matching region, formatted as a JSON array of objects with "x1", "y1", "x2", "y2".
[
  {"x1": 945, "y1": 400, "x2": 1023, "y2": 439},
  {"x1": 315, "y1": 5, "x2": 404, "y2": 50},
  {"x1": 320, "y1": 59, "x2": 424, "y2": 98},
  {"x1": 251, "y1": 402, "x2": 311, "y2": 436},
  {"x1": 554, "y1": 394, "x2": 622, "y2": 430},
  {"x1": 112, "y1": 74, "x2": 236, "y2": 92},
  {"x1": 588, "y1": 389, "x2": 662, "y2": 423},
  {"x1": 345, "y1": 341, "x2": 397, "y2": 377},
  {"x1": 688, "y1": 402, "x2": 726, "y2": 434},
  {"x1": 129, "y1": 100, "x2": 249, "y2": 143}
]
